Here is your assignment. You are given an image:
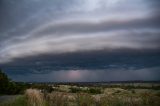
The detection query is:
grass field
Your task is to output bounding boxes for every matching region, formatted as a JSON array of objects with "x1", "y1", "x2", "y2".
[{"x1": 0, "y1": 83, "x2": 160, "y2": 106}]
